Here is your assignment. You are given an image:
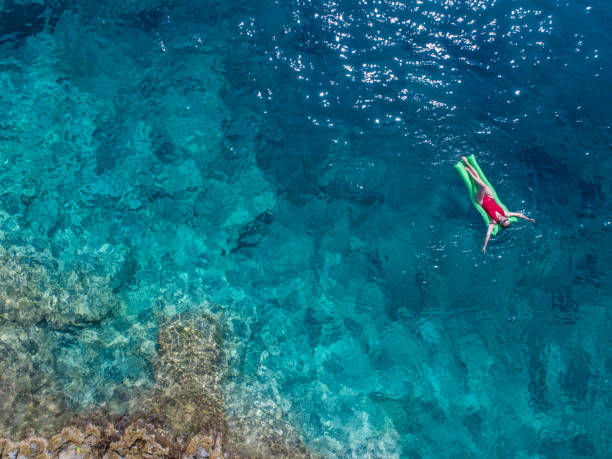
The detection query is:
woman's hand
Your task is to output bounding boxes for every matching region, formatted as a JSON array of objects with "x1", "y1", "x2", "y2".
[
  {"x1": 507, "y1": 211, "x2": 536, "y2": 223},
  {"x1": 482, "y1": 222, "x2": 495, "y2": 254}
]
